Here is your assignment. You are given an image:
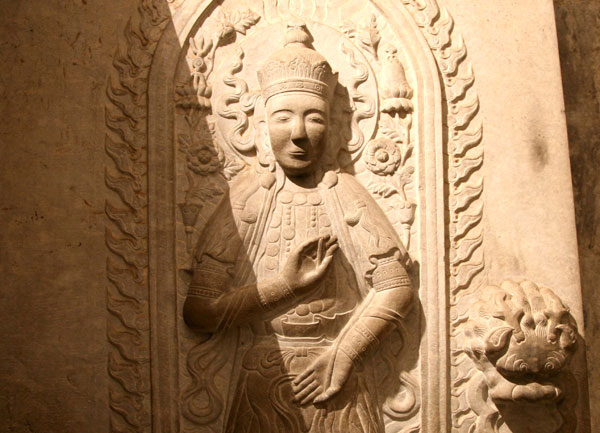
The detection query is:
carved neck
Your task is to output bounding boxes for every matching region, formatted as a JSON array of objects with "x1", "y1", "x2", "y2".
[
  {"x1": 279, "y1": 166, "x2": 326, "y2": 190},
  {"x1": 285, "y1": 173, "x2": 321, "y2": 189}
]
